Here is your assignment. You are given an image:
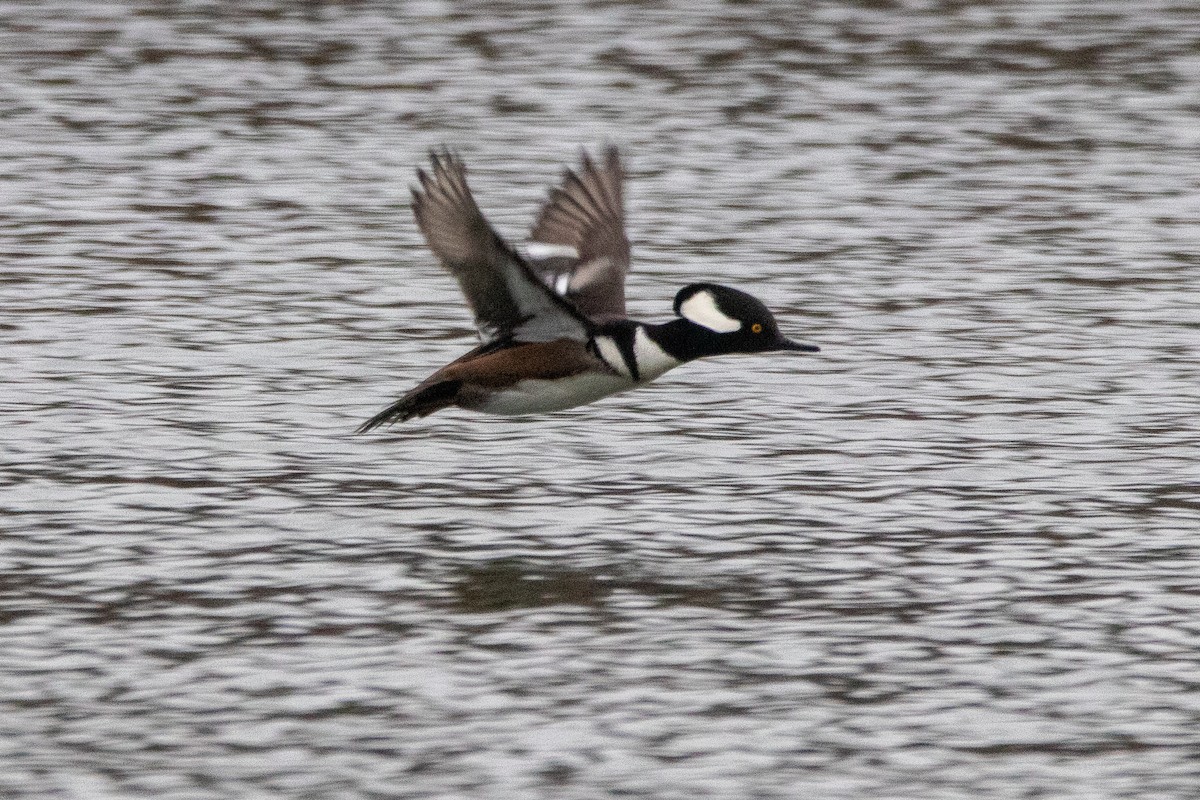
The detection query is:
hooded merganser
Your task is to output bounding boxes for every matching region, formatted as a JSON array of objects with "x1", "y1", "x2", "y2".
[{"x1": 356, "y1": 148, "x2": 819, "y2": 432}]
